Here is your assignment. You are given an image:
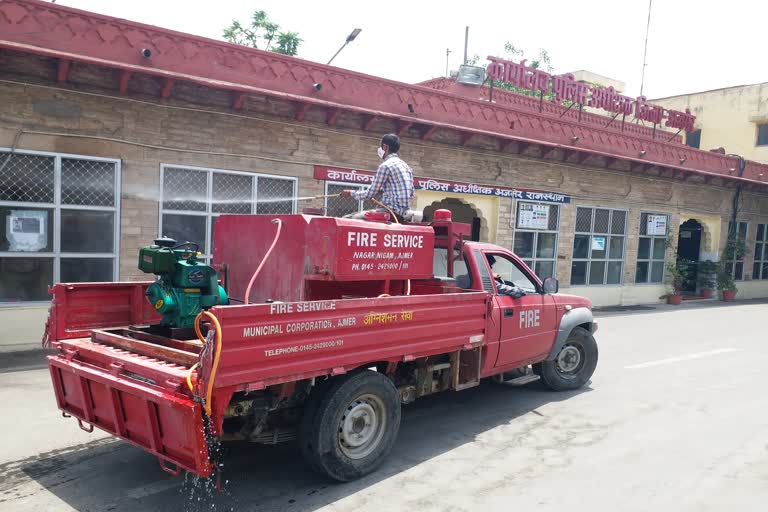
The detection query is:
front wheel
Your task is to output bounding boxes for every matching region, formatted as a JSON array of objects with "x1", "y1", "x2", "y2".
[
  {"x1": 299, "y1": 370, "x2": 401, "y2": 481},
  {"x1": 534, "y1": 327, "x2": 598, "y2": 391}
]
